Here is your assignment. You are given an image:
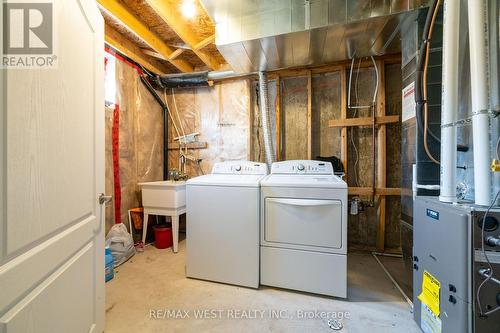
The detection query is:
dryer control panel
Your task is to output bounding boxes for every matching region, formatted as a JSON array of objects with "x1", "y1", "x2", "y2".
[
  {"x1": 270, "y1": 160, "x2": 333, "y2": 175},
  {"x1": 212, "y1": 161, "x2": 268, "y2": 175}
]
